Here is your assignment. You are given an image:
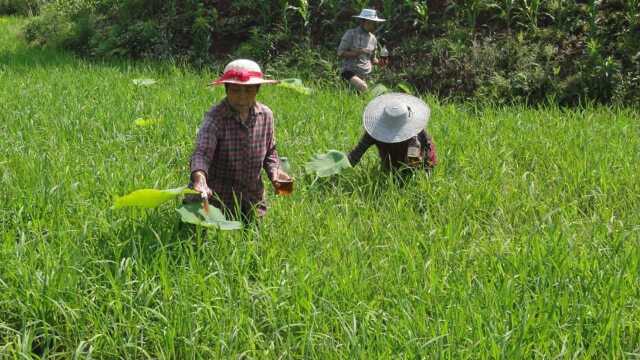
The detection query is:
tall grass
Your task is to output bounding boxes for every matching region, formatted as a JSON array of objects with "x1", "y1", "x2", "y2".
[{"x1": 1, "y1": 16, "x2": 640, "y2": 358}]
